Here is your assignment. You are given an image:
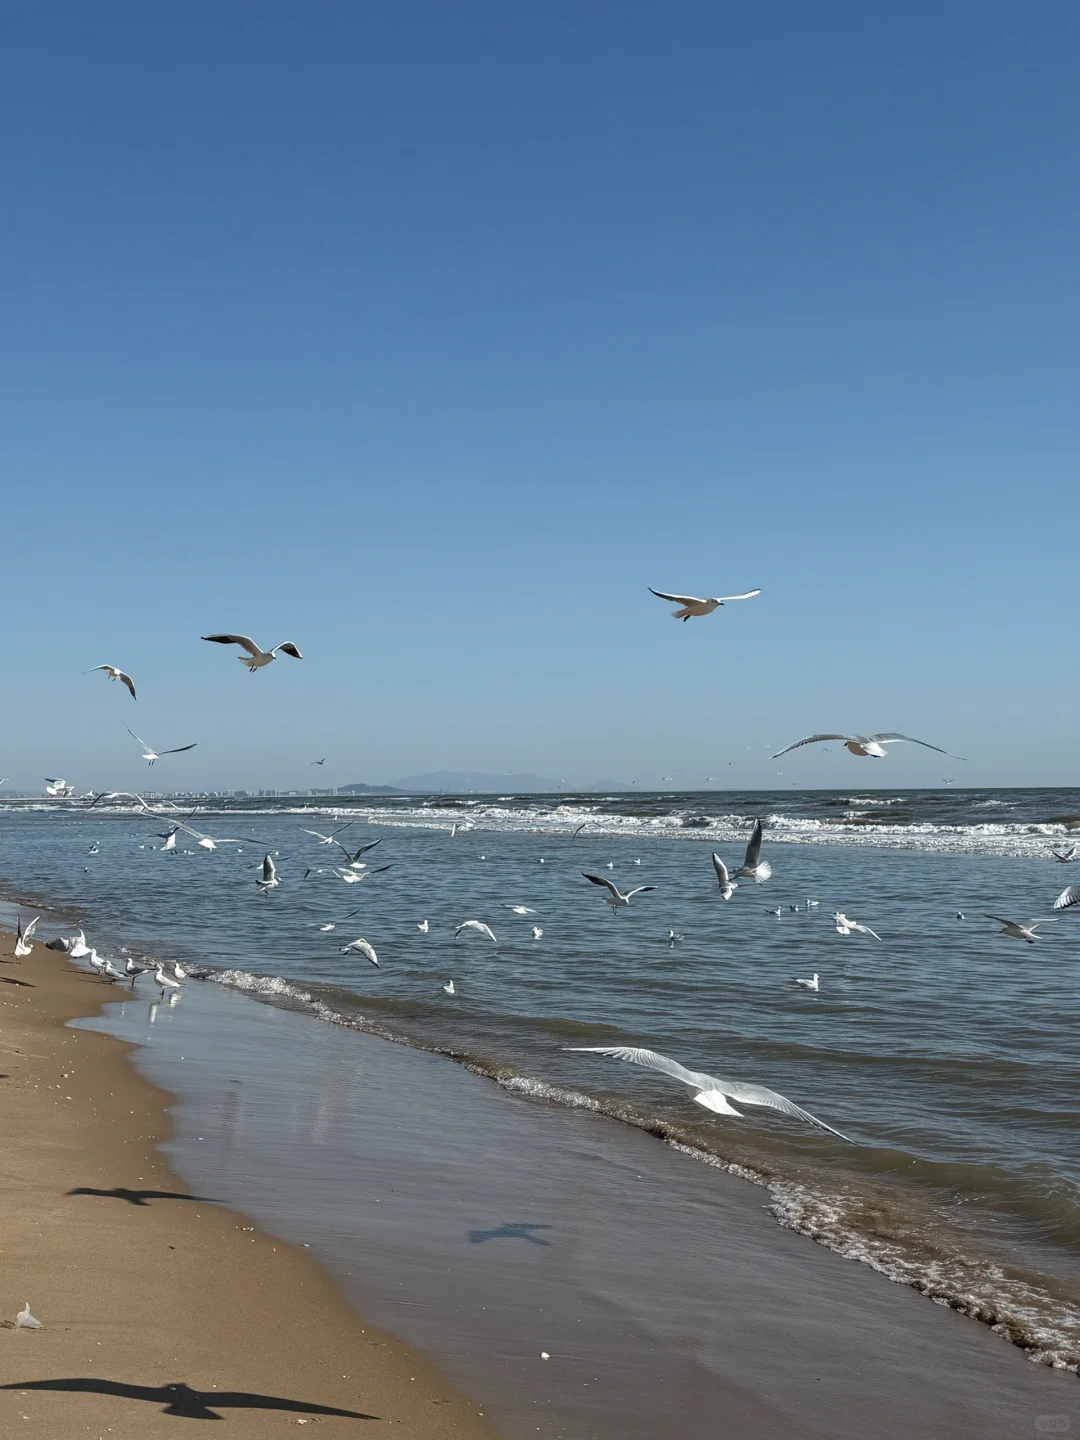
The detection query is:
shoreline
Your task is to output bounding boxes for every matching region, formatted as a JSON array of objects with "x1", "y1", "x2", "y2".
[{"x1": 0, "y1": 931, "x2": 497, "y2": 1438}]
